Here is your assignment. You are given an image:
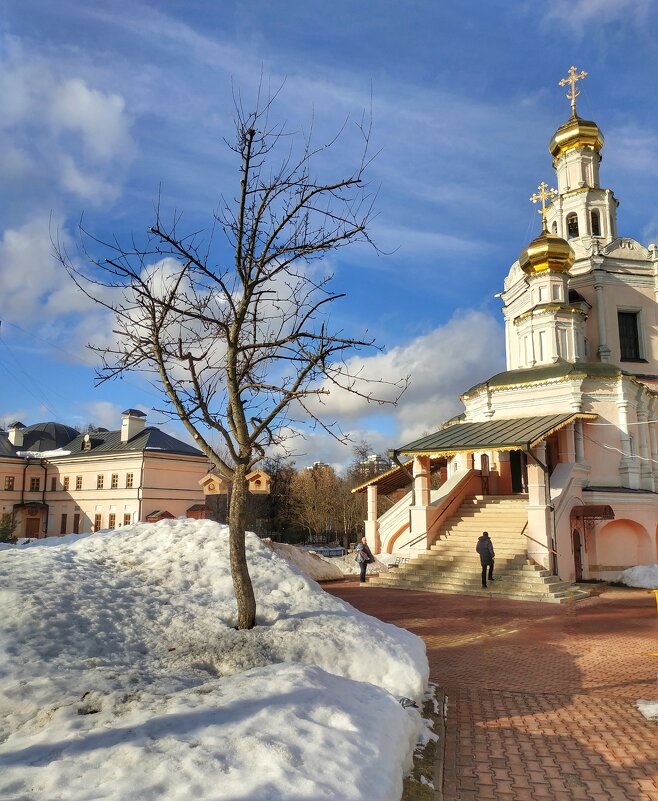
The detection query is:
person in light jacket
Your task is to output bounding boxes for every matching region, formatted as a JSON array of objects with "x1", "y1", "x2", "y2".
[
  {"x1": 355, "y1": 536, "x2": 374, "y2": 583},
  {"x1": 476, "y1": 531, "x2": 495, "y2": 588}
]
